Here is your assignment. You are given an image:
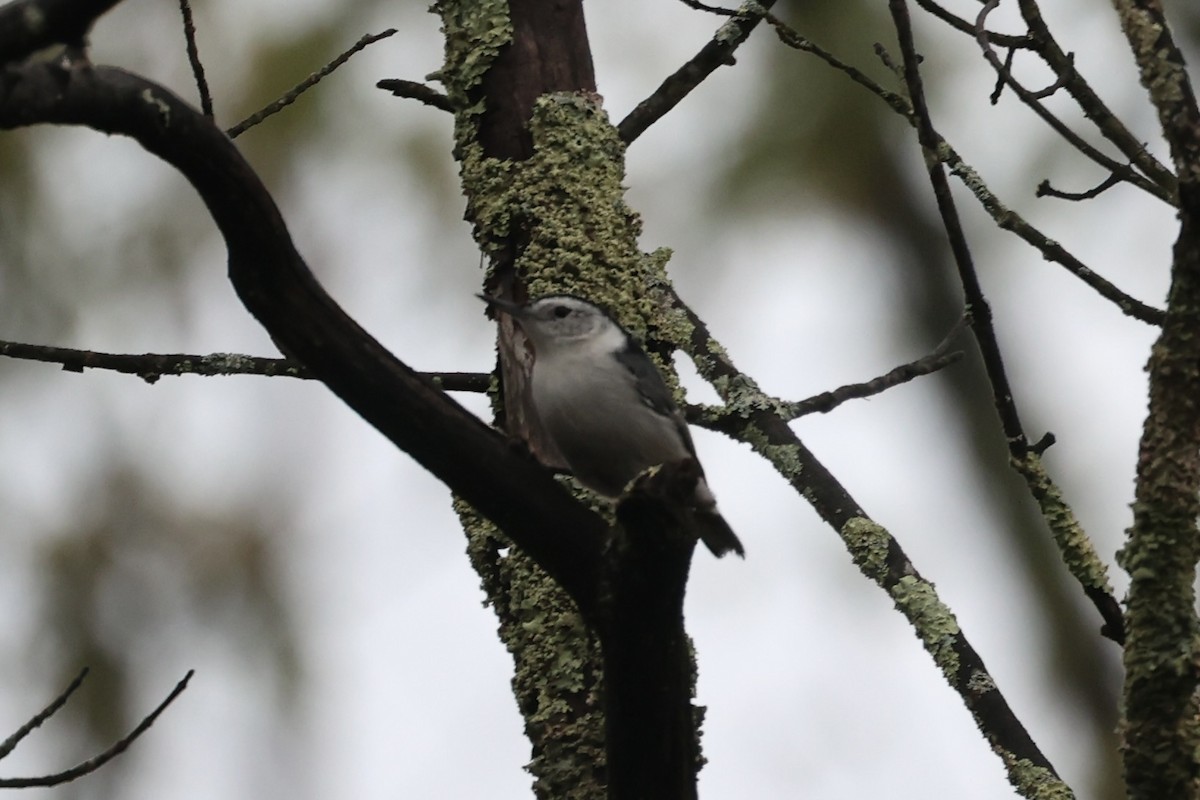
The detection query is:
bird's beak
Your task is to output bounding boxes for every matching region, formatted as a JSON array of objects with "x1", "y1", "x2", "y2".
[{"x1": 477, "y1": 293, "x2": 526, "y2": 319}]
